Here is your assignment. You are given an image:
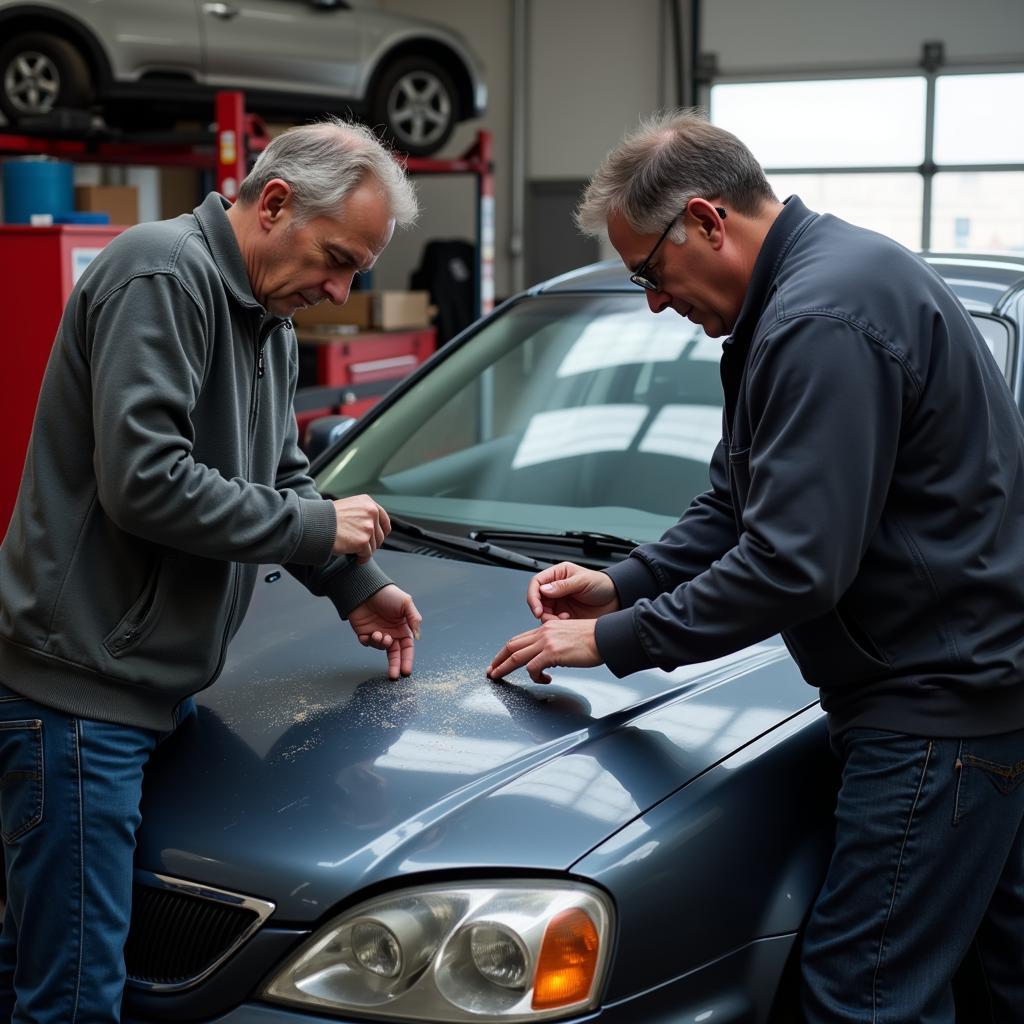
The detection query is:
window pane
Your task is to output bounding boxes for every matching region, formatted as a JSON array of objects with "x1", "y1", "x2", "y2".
[
  {"x1": 931, "y1": 171, "x2": 1024, "y2": 252},
  {"x1": 711, "y1": 79, "x2": 926, "y2": 168},
  {"x1": 935, "y1": 74, "x2": 1024, "y2": 165},
  {"x1": 768, "y1": 174, "x2": 923, "y2": 250}
]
